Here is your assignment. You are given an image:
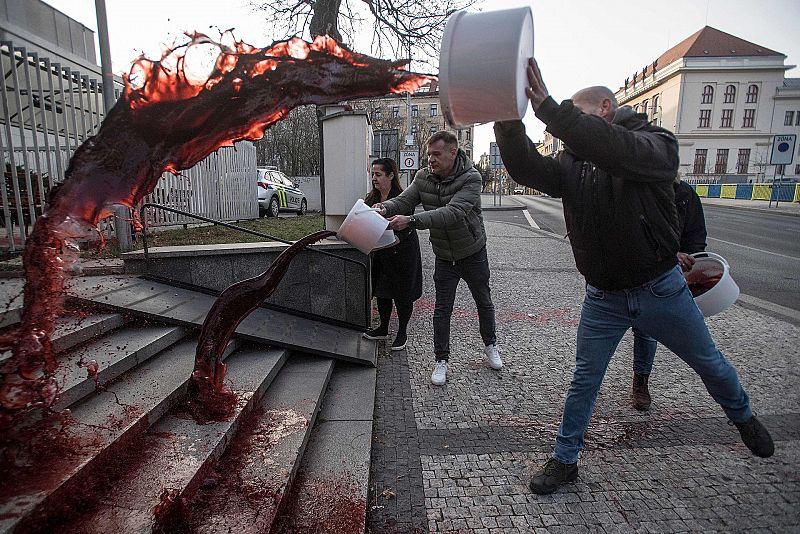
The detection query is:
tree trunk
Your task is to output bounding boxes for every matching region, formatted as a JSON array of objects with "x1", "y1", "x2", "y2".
[{"x1": 310, "y1": 0, "x2": 343, "y2": 42}]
